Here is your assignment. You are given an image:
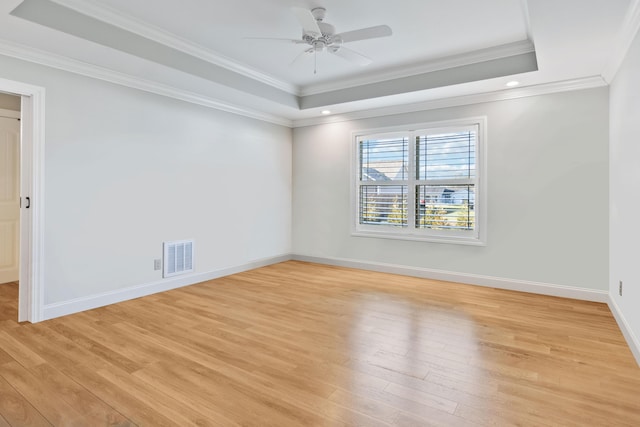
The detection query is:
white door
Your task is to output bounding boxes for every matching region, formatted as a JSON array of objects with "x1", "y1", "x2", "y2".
[{"x1": 0, "y1": 116, "x2": 20, "y2": 284}]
